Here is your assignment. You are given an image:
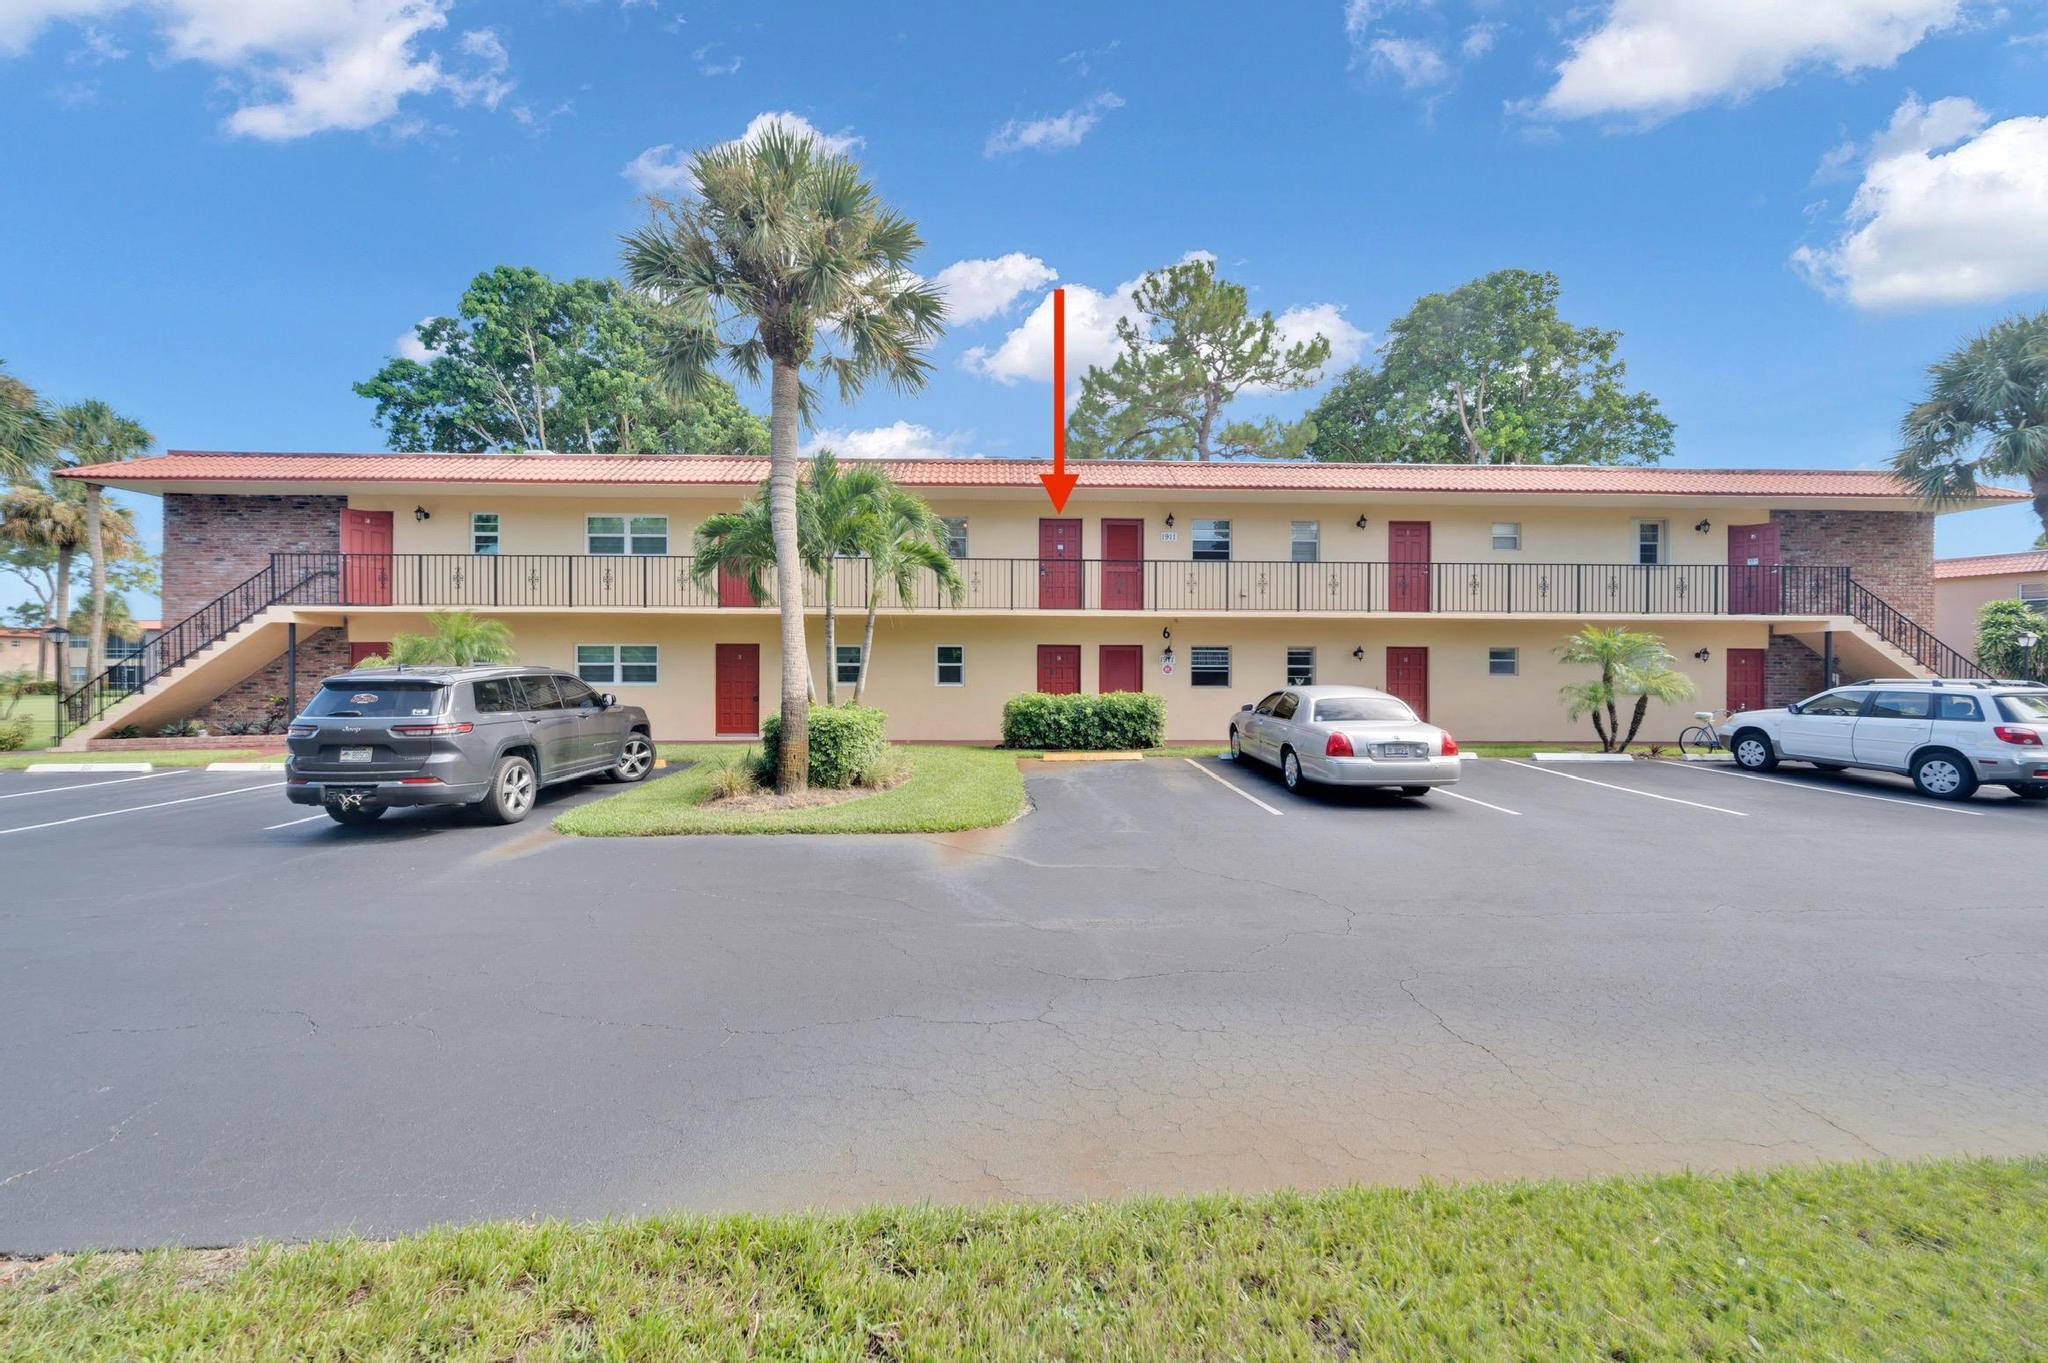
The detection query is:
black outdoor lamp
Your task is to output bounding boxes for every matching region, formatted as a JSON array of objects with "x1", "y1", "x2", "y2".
[
  {"x1": 1163, "y1": 512, "x2": 1175, "y2": 528},
  {"x1": 1694, "y1": 647, "x2": 1712, "y2": 662},
  {"x1": 45, "y1": 623, "x2": 68, "y2": 685},
  {"x1": 414, "y1": 506, "x2": 432, "y2": 522},
  {"x1": 1355, "y1": 514, "x2": 1369, "y2": 529},
  {"x1": 1351, "y1": 645, "x2": 1365, "y2": 661},
  {"x1": 1694, "y1": 519, "x2": 1712, "y2": 534}
]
